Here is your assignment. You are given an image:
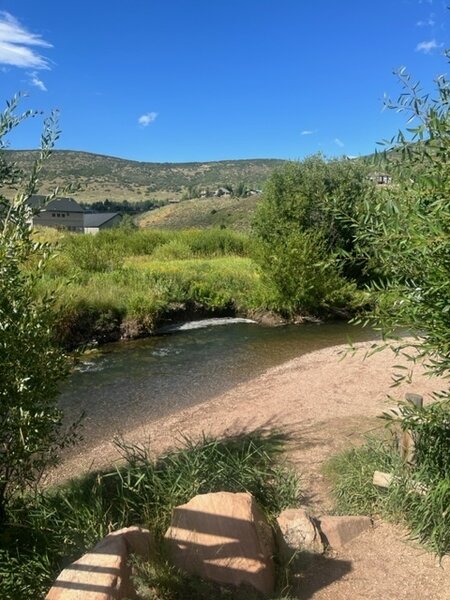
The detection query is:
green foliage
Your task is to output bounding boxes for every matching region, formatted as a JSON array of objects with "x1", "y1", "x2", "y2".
[
  {"x1": 53, "y1": 228, "x2": 251, "y2": 270},
  {"x1": 325, "y1": 431, "x2": 450, "y2": 555},
  {"x1": 254, "y1": 229, "x2": 360, "y2": 315},
  {"x1": 29, "y1": 228, "x2": 263, "y2": 347},
  {"x1": 41, "y1": 255, "x2": 265, "y2": 347},
  {"x1": 118, "y1": 213, "x2": 138, "y2": 230},
  {"x1": 63, "y1": 233, "x2": 125, "y2": 272},
  {"x1": 0, "y1": 432, "x2": 300, "y2": 600},
  {"x1": 328, "y1": 54, "x2": 450, "y2": 559},
  {"x1": 151, "y1": 239, "x2": 194, "y2": 260},
  {"x1": 253, "y1": 155, "x2": 373, "y2": 314},
  {"x1": 324, "y1": 436, "x2": 402, "y2": 516},
  {"x1": 0, "y1": 96, "x2": 78, "y2": 517},
  {"x1": 397, "y1": 401, "x2": 450, "y2": 483},
  {"x1": 353, "y1": 55, "x2": 450, "y2": 381}
]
